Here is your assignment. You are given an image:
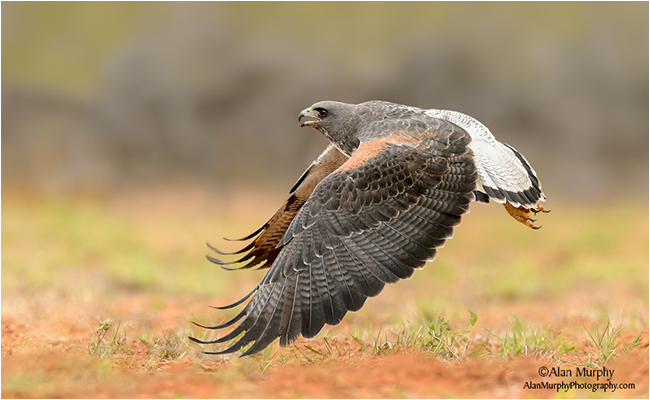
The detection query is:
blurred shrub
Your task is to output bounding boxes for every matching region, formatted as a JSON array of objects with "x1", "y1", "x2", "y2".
[{"x1": 2, "y1": 2, "x2": 648, "y2": 200}]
